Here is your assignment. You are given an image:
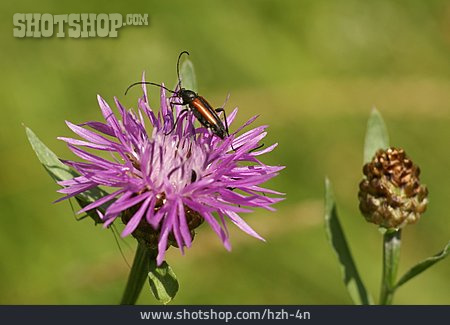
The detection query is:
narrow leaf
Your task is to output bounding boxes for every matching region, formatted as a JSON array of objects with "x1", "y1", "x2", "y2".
[
  {"x1": 395, "y1": 241, "x2": 450, "y2": 289},
  {"x1": 148, "y1": 259, "x2": 179, "y2": 304},
  {"x1": 324, "y1": 178, "x2": 373, "y2": 305},
  {"x1": 363, "y1": 108, "x2": 389, "y2": 163},
  {"x1": 179, "y1": 58, "x2": 197, "y2": 93},
  {"x1": 26, "y1": 126, "x2": 77, "y2": 182},
  {"x1": 25, "y1": 126, "x2": 110, "y2": 222}
]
